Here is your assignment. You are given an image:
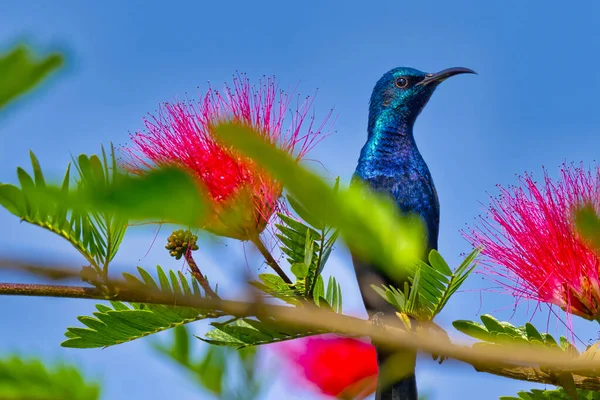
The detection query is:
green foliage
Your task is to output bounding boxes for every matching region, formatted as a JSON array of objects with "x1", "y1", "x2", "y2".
[
  {"x1": 73, "y1": 166, "x2": 207, "y2": 225},
  {"x1": 453, "y1": 314, "x2": 577, "y2": 353},
  {"x1": 202, "y1": 316, "x2": 326, "y2": 348},
  {"x1": 0, "y1": 147, "x2": 127, "y2": 274},
  {"x1": 3, "y1": 158, "x2": 208, "y2": 234},
  {"x1": 251, "y1": 205, "x2": 344, "y2": 311},
  {"x1": 62, "y1": 266, "x2": 217, "y2": 348},
  {"x1": 213, "y1": 122, "x2": 424, "y2": 283},
  {"x1": 249, "y1": 273, "x2": 304, "y2": 306},
  {"x1": 455, "y1": 315, "x2": 584, "y2": 397},
  {"x1": 0, "y1": 44, "x2": 63, "y2": 109},
  {"x1": 372, "y1": 248, "x2": 479, "y2": 320},
  {"x1": 279, "y1": 194, "x2": 340, "y2": 298},
  {"x1": 500, "y1": 388, "x2": 600, "y2": 400},
  {"x1": 313, "y1": 274, "x2": 343, "y2": 313},
  {"x1": 0, "y1": 355, "x2": 100, "y2": 400},
  {"x1": 154, "y1": 326, "x2": 264, "y2": 400},
  {"x1": 250, "y1": 273, "x2": 342, "y2": 313}
]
